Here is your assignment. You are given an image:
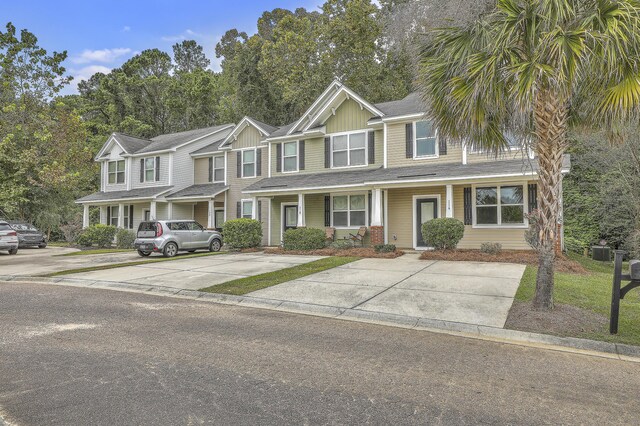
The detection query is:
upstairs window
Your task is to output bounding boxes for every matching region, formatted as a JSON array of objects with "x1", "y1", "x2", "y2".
[
  {"x1": 108, "y1": 160, "x2": 125, "y2": 184},
  {"x1": 414, "y1": 121, "x2": 438, "y2": 158},
  {"x1": 213, "y1": 156, "x2": 225, "y2": 182},
  {"x1": 242, "y1": 149, "x2": 256, "y2": 178},
  {"x1": 475, "y1": 185, "x2": 525, "y2": 226},
  {"x1": 283, "y1": 141, "x2": 298, "y2": 172},
  {"x1": 332, "y1": 132, "x2": 366, "y2": 168},
  {"x1": 144, "y1": 158, "x2": 156, "y2": 182}
]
